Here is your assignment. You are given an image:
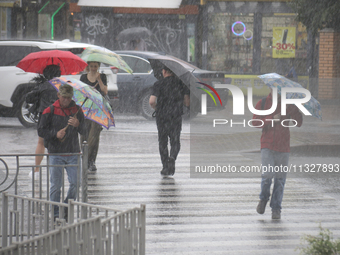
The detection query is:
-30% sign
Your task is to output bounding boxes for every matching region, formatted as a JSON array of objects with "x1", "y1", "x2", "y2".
[{"x1": 273, "y1": 43, "x2": 295, "y2": 50}]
